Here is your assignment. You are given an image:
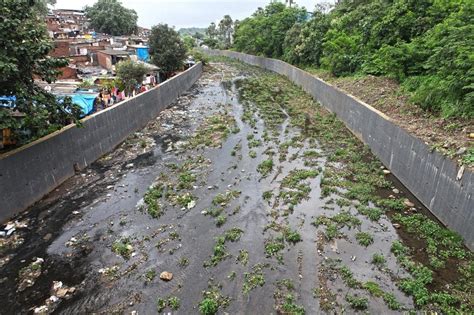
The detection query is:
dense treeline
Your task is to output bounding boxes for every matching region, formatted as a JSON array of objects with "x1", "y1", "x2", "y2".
[{"x1": 231, "y1": 1, "x2": 473, "y2": 118}]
